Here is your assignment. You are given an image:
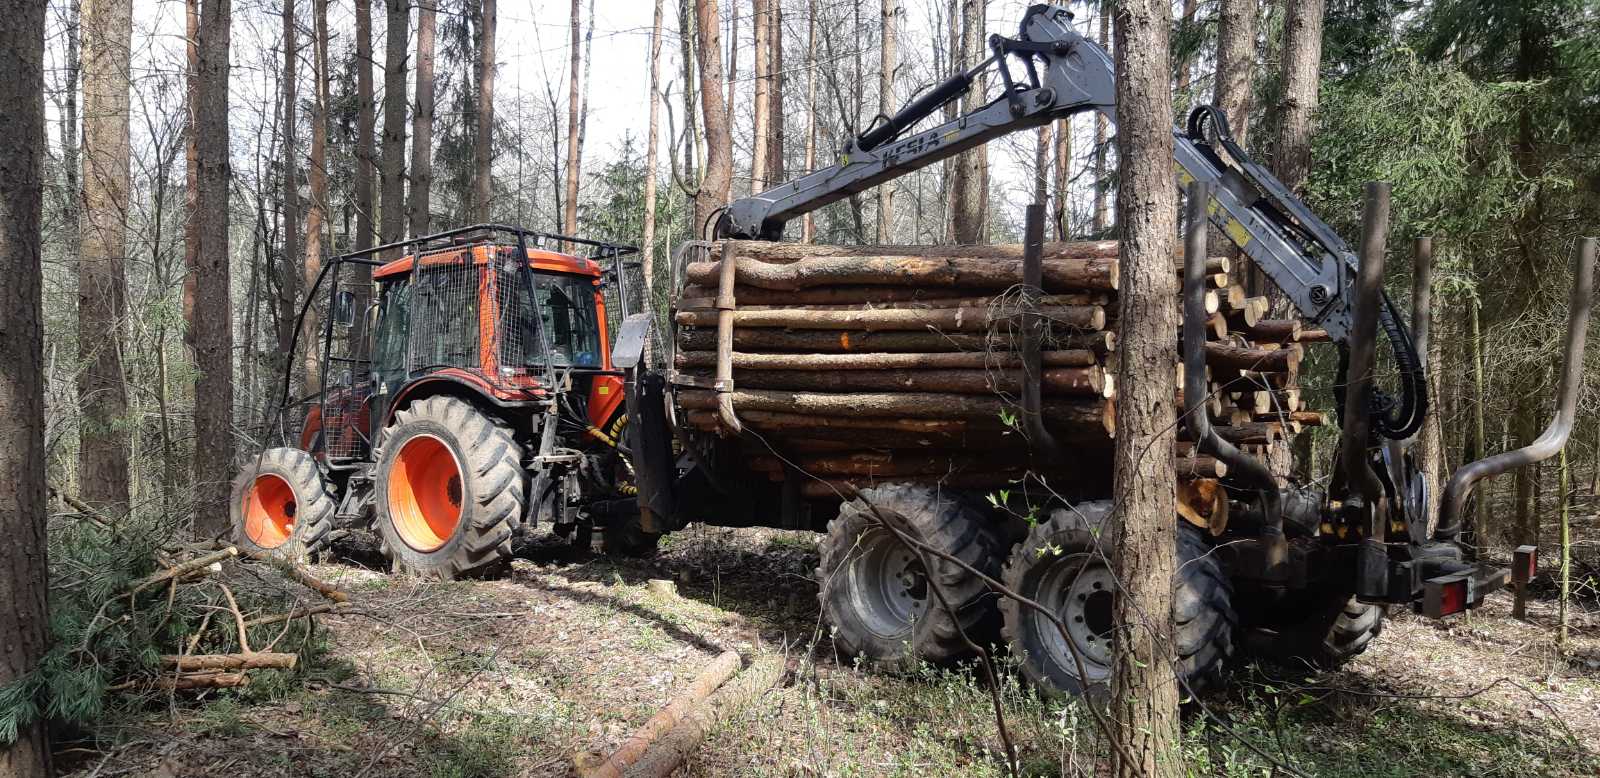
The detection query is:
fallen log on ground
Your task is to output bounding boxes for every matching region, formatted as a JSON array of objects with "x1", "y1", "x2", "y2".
[
  {"x1": 574, "y1": 650, "x2": 743, "y2": 778},
  {"x1": 622, "y1": 655, "x2": 786, "y2": 778},
  {"x1": 159, "y1": 652, "x2": 299, "y2": 671}
]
